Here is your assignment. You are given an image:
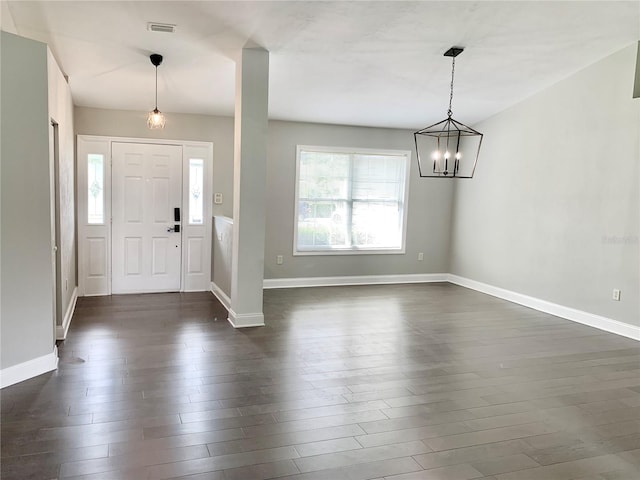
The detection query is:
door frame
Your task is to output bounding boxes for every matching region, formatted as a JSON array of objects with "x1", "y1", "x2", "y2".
[
  {"x1": 49, "y1": 119, "x2": 61, "y2": 342},
  {"x1": 77, "y1": 135, "x2": 213, "y2": 296}
]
